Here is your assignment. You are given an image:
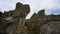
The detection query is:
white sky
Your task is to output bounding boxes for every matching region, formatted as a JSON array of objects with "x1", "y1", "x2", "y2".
[{"x1": 0, "y1": 0, "x2": 60, "y2": 19}]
